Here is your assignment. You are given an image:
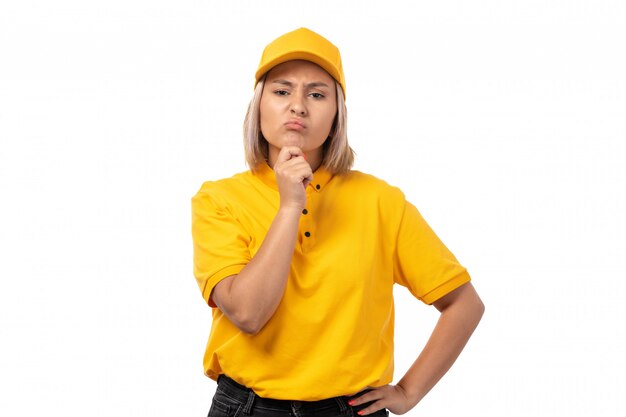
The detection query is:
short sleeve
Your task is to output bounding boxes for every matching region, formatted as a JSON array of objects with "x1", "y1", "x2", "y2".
[
  {"x1": 191, "y1": 188, "x2": 251, "y2": 308},
  {"x1": 393, "y1": 200, "x2": 471, "y2": 304}
]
